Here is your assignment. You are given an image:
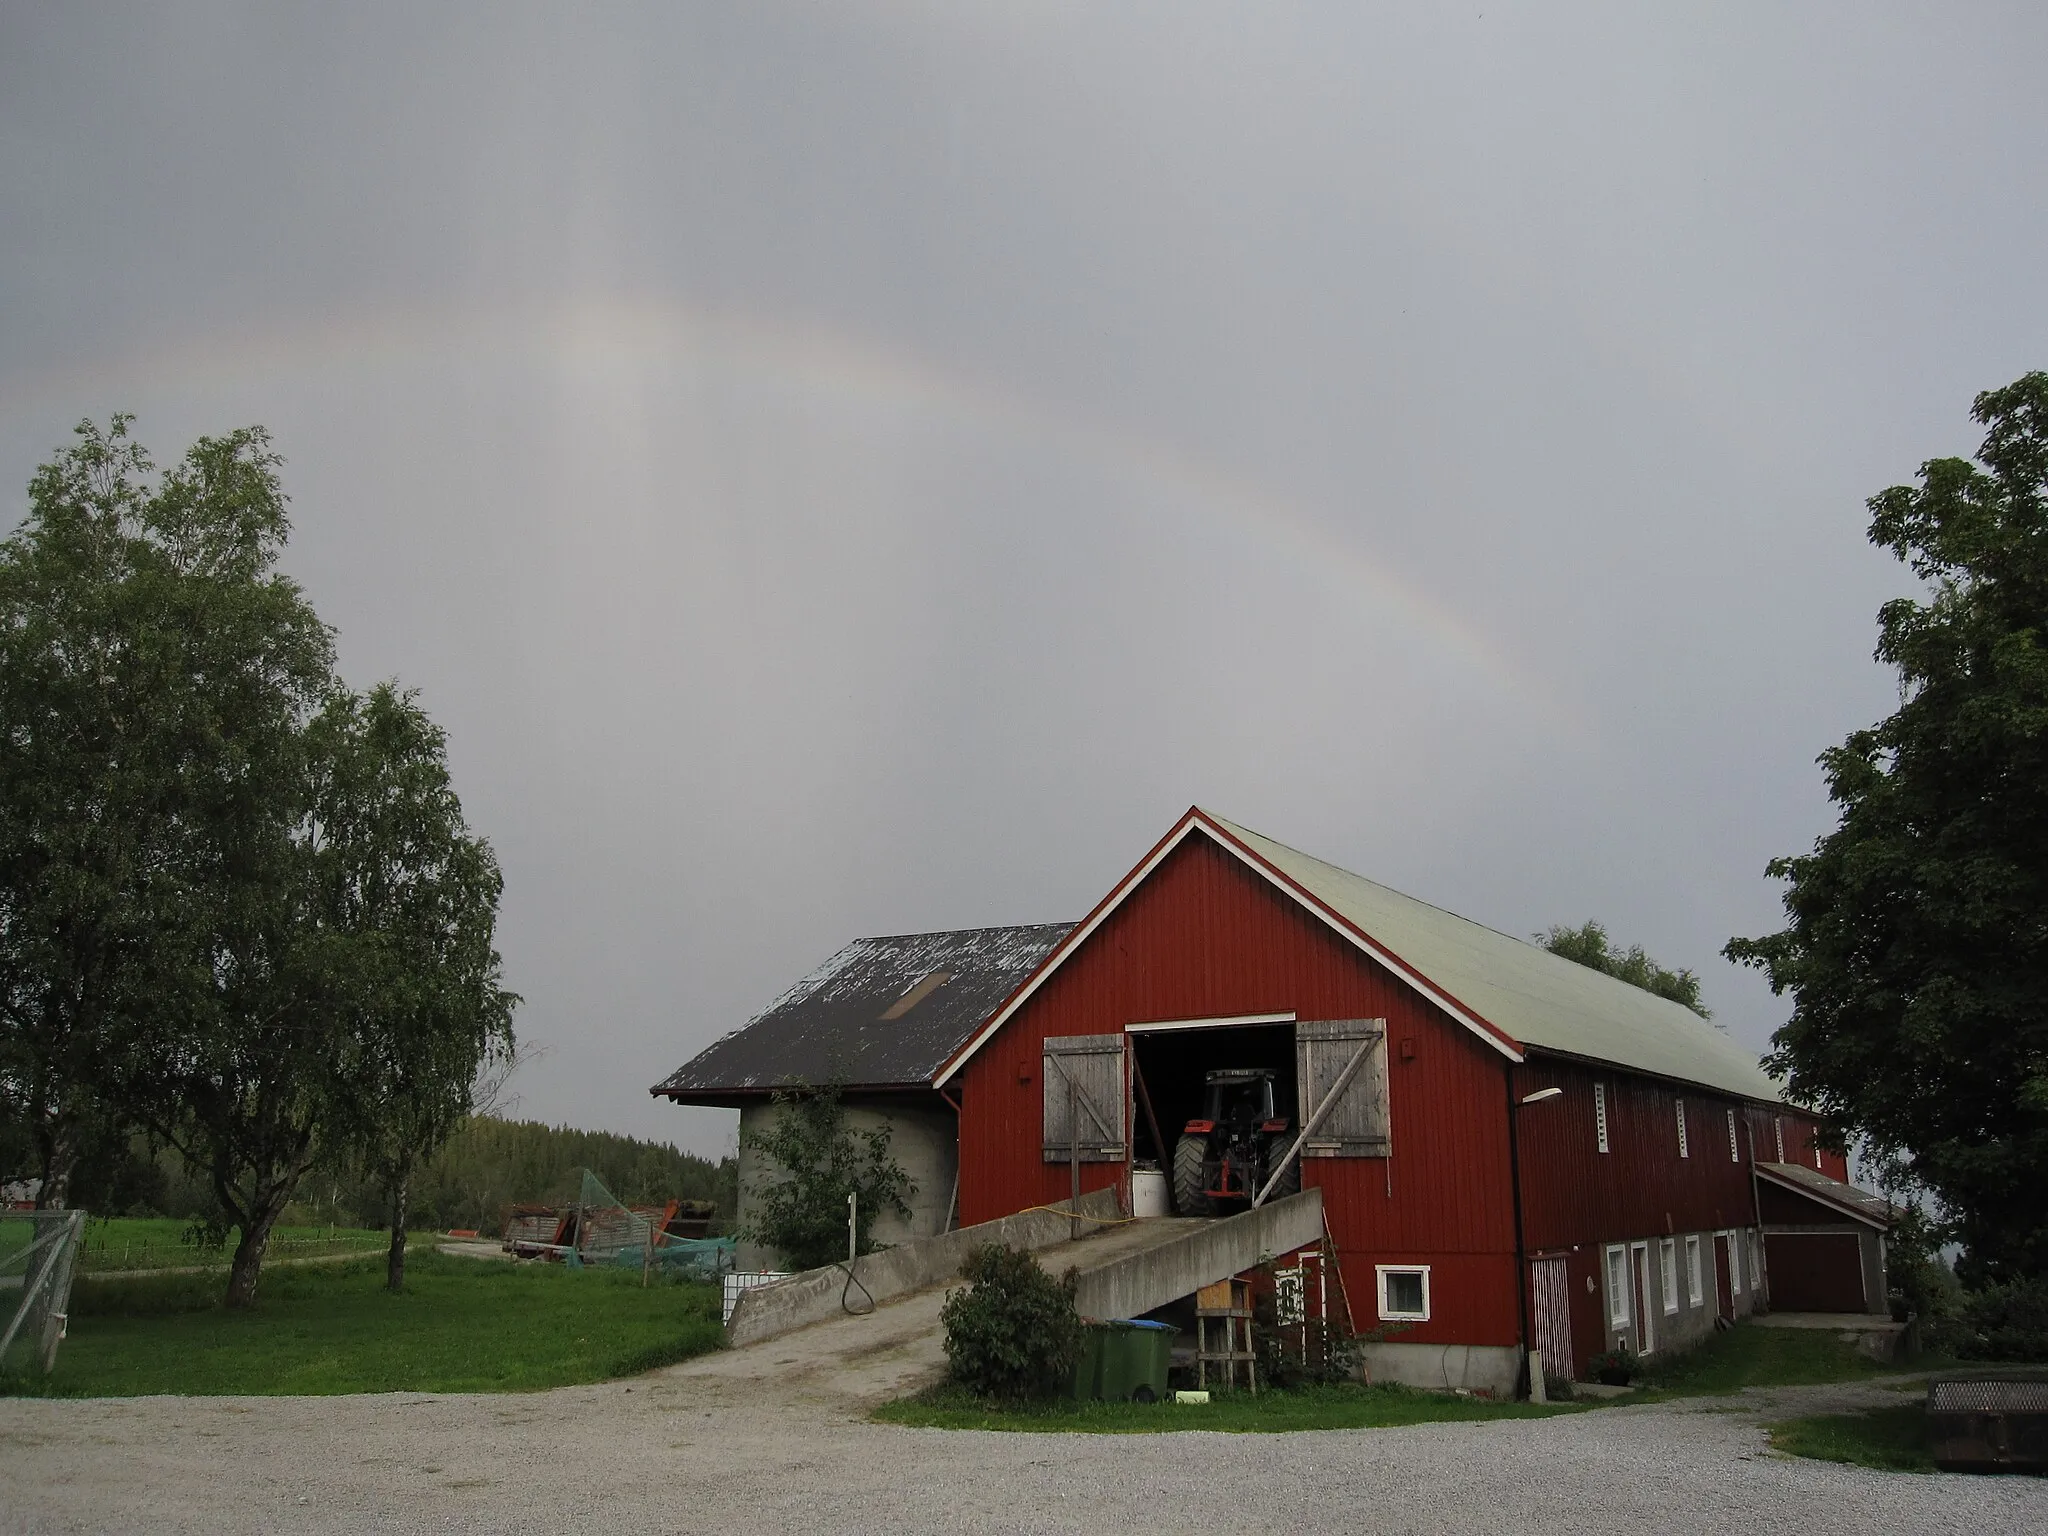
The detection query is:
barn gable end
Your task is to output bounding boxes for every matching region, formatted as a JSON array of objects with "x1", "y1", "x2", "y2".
[{"x1": 955, "y1": 827, "x2": 1525, "y2": 1350}]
